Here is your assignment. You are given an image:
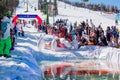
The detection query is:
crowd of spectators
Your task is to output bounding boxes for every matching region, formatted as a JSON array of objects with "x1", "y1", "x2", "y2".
[{"x1": 39, "y1": 18, "x2": 120, "y2": 49}]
